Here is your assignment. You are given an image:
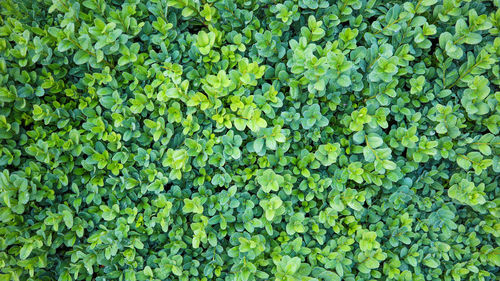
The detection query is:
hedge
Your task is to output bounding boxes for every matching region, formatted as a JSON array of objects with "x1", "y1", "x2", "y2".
[{"x1": 0, "y1": 0, "x2": 499, "y2": 280}]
